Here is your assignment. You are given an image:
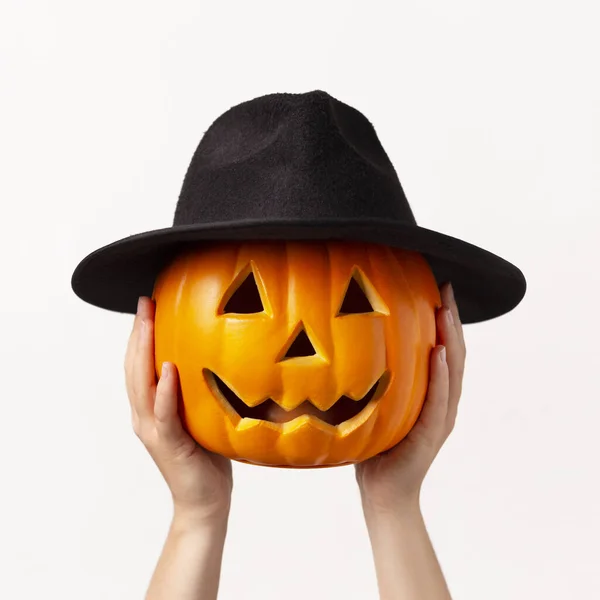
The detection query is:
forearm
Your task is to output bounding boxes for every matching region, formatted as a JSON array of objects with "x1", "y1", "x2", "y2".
[
  {"x1": 364, "y1": 501, "x2": 451, "y2": 600},
  {"x1": 146, "y1": 510, "x2": 229, "y2": 600}
]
